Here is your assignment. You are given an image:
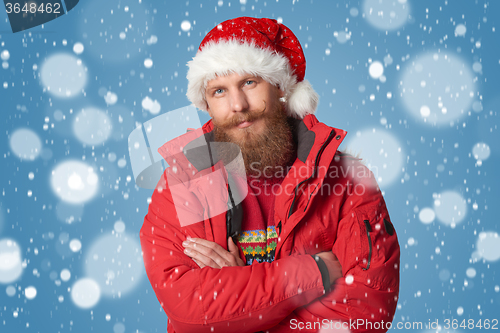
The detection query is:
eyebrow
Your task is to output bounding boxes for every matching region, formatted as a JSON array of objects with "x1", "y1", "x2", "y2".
[
  {"x1": 206, "y1": 76, "x2": 261, "y2": 92},
  {"x1": 240, "y1": 76, "x2": 261, "y2": 84},
  {"x1": 206, "y1": 84, "x2": 225, "y2": 92},
  {"x1": 206, "y1": 80, "x2": 226, "y2": 92}
]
